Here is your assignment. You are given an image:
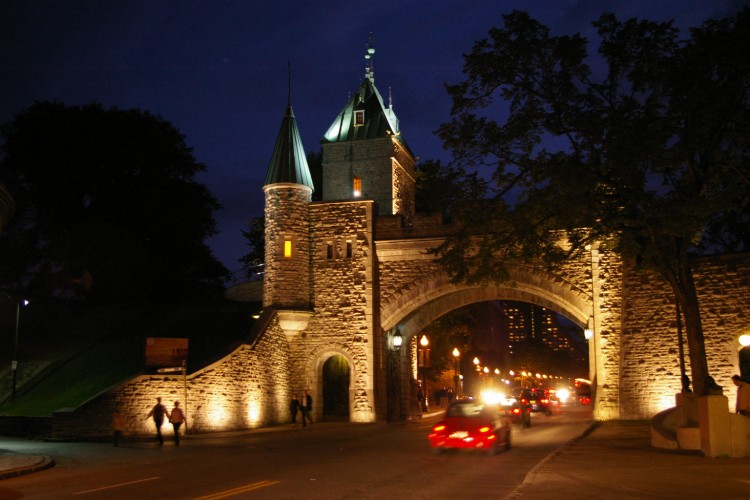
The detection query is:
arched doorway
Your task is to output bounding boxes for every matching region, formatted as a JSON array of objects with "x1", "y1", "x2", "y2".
[{"x1": 322, "y1": 354, "x2": 350, "y2": 421}]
